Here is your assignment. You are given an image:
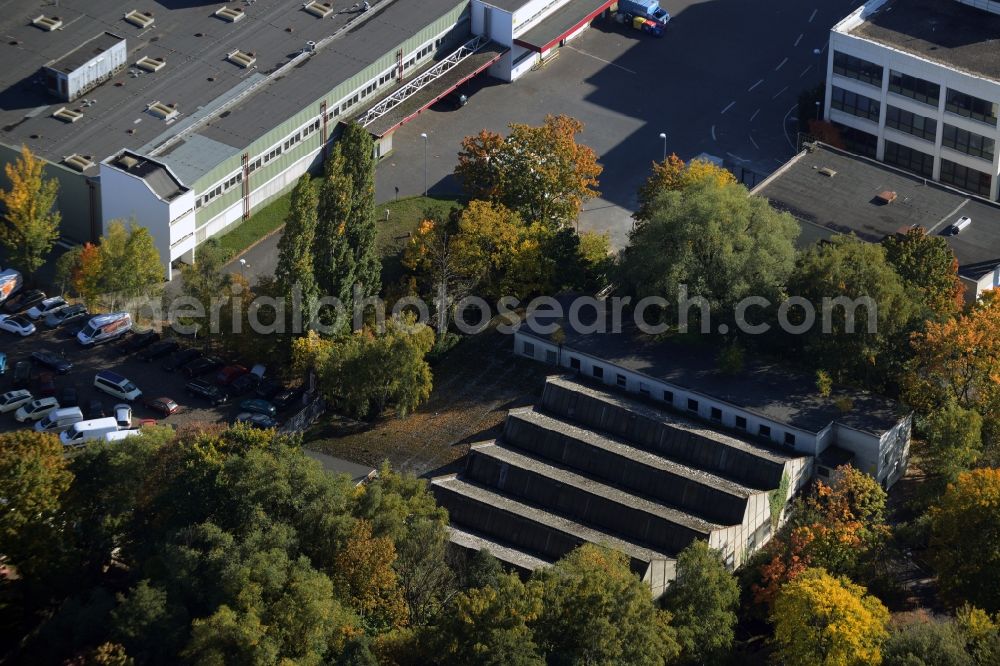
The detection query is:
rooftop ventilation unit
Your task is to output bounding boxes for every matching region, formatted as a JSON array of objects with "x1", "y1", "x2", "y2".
[
  {"x1": 214, "y1": 6, "x2": 246, "y2": 22},
  {"x1": 32, "y1": 15, "x2": 63, "y2": 31},
  {"x1": 147, "y1": 100, "x2": 178, "y2": 120},
  {"x1": 303, "y1": 1, "x2": 335, "y2": 18},
  {"x1": 226, "y1": 49, "x2": 256, "y2": 68},
  {"x1": 876, "y1": 190, "x2": 897, "y2": 205},
  {"x1": 52, "y1": 107, "x2": 83, "y2": 123},
  {"x1": 117, "y1": 155, "x2": 139, "y2": 169},
  {"x1": 818, "y1": 167, "x2": 837, "y2": 177},
  {"x1": 63, "y1": 154, "x2": 95, "y2": 172},
  {"x1": 135, "y1": 55, "x2": 165, "y2": 72},
  {"x1": 124, "y1": 10, "x2": 155, "y2": 29}
]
